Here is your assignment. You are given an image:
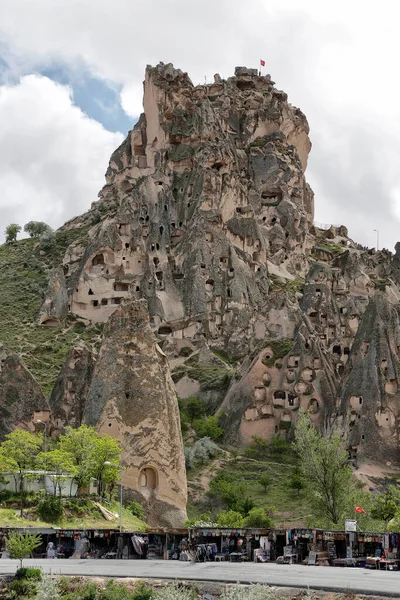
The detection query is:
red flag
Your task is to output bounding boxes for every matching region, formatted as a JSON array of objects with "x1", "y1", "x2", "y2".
[
  {"x1": 355, "y1": 505, "x2": 366, "y2": 514},
  {"x1": 260, "y1": 59, "x2": 265, "y2": 67}
]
